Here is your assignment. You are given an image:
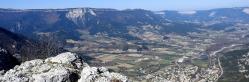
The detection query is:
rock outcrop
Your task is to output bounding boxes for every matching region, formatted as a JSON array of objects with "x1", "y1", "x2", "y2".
[
  {"x1": 0, "y1": 52, "x2": 127, "y2": 82},
  {"x1": 66, "y1": 8, "x2": 86, "y2": 25},
  {"x1": 78, "y1": 67, "x2": 127, "y2": 82}
]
